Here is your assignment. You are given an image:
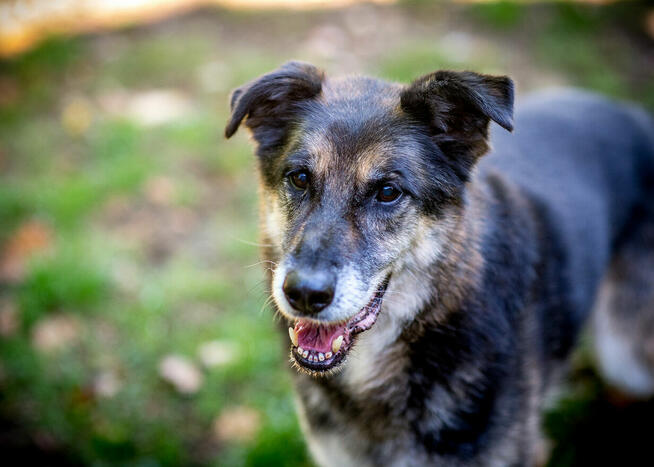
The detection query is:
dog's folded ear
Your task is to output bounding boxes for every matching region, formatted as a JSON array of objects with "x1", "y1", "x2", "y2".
[
  {"x1": 401, "y1": 71, "x2": 514, "y2": 162},
  {"x1": 224, "y1": 61, "x2": 324, "y2": 150}
]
